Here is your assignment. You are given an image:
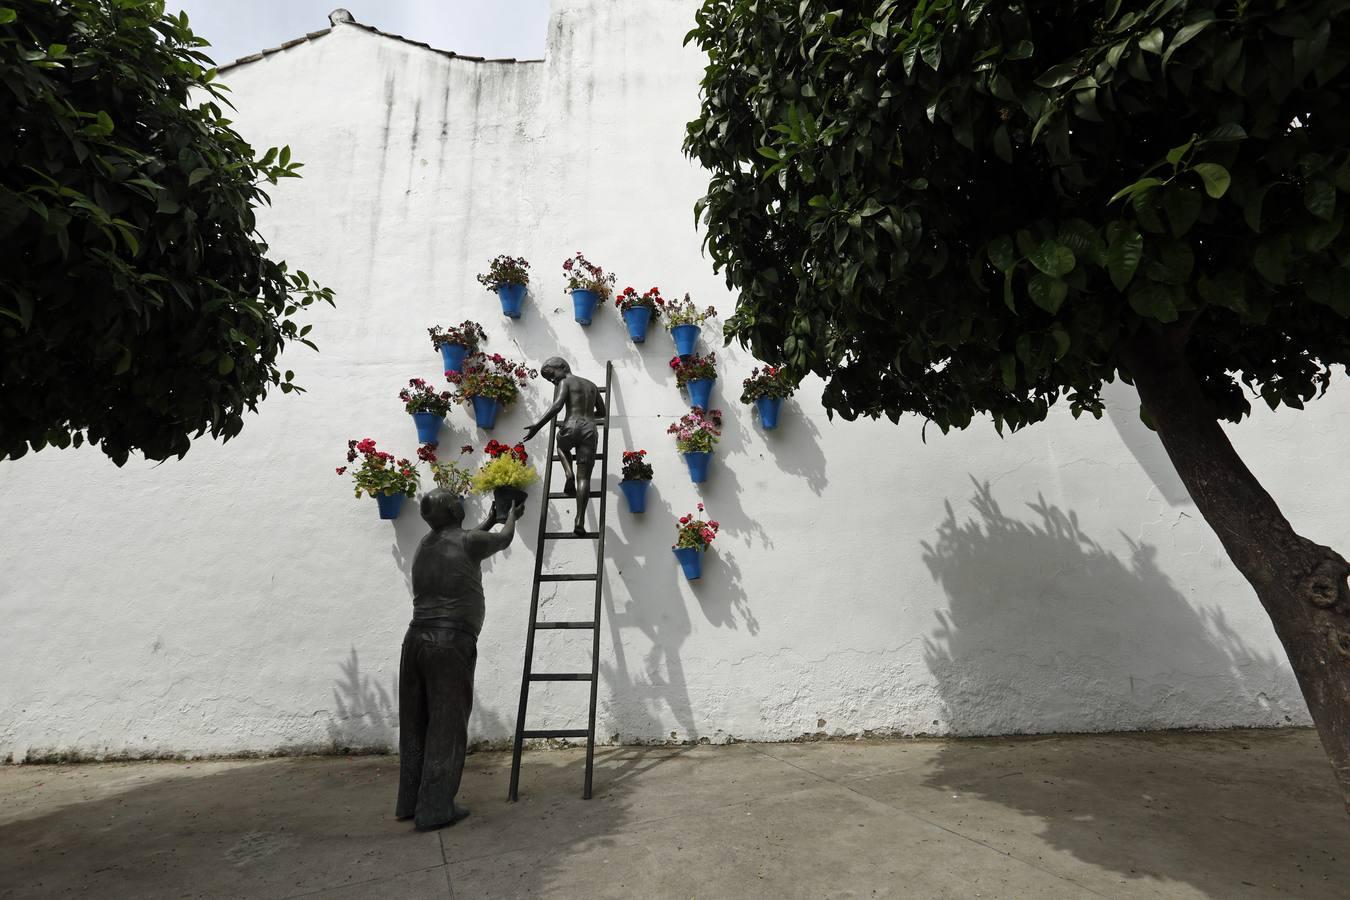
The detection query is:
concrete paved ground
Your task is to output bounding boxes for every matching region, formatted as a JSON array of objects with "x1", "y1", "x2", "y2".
[{"x1": 1, "y1": 730, "x2": 1346, "y2": 899}]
